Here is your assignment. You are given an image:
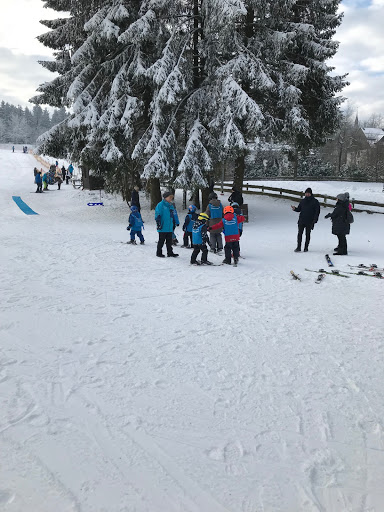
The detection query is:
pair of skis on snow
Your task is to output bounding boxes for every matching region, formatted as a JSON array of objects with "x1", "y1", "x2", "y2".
[{"x1": 291, "y1": 254, "x2": 384, "y2": 282}]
